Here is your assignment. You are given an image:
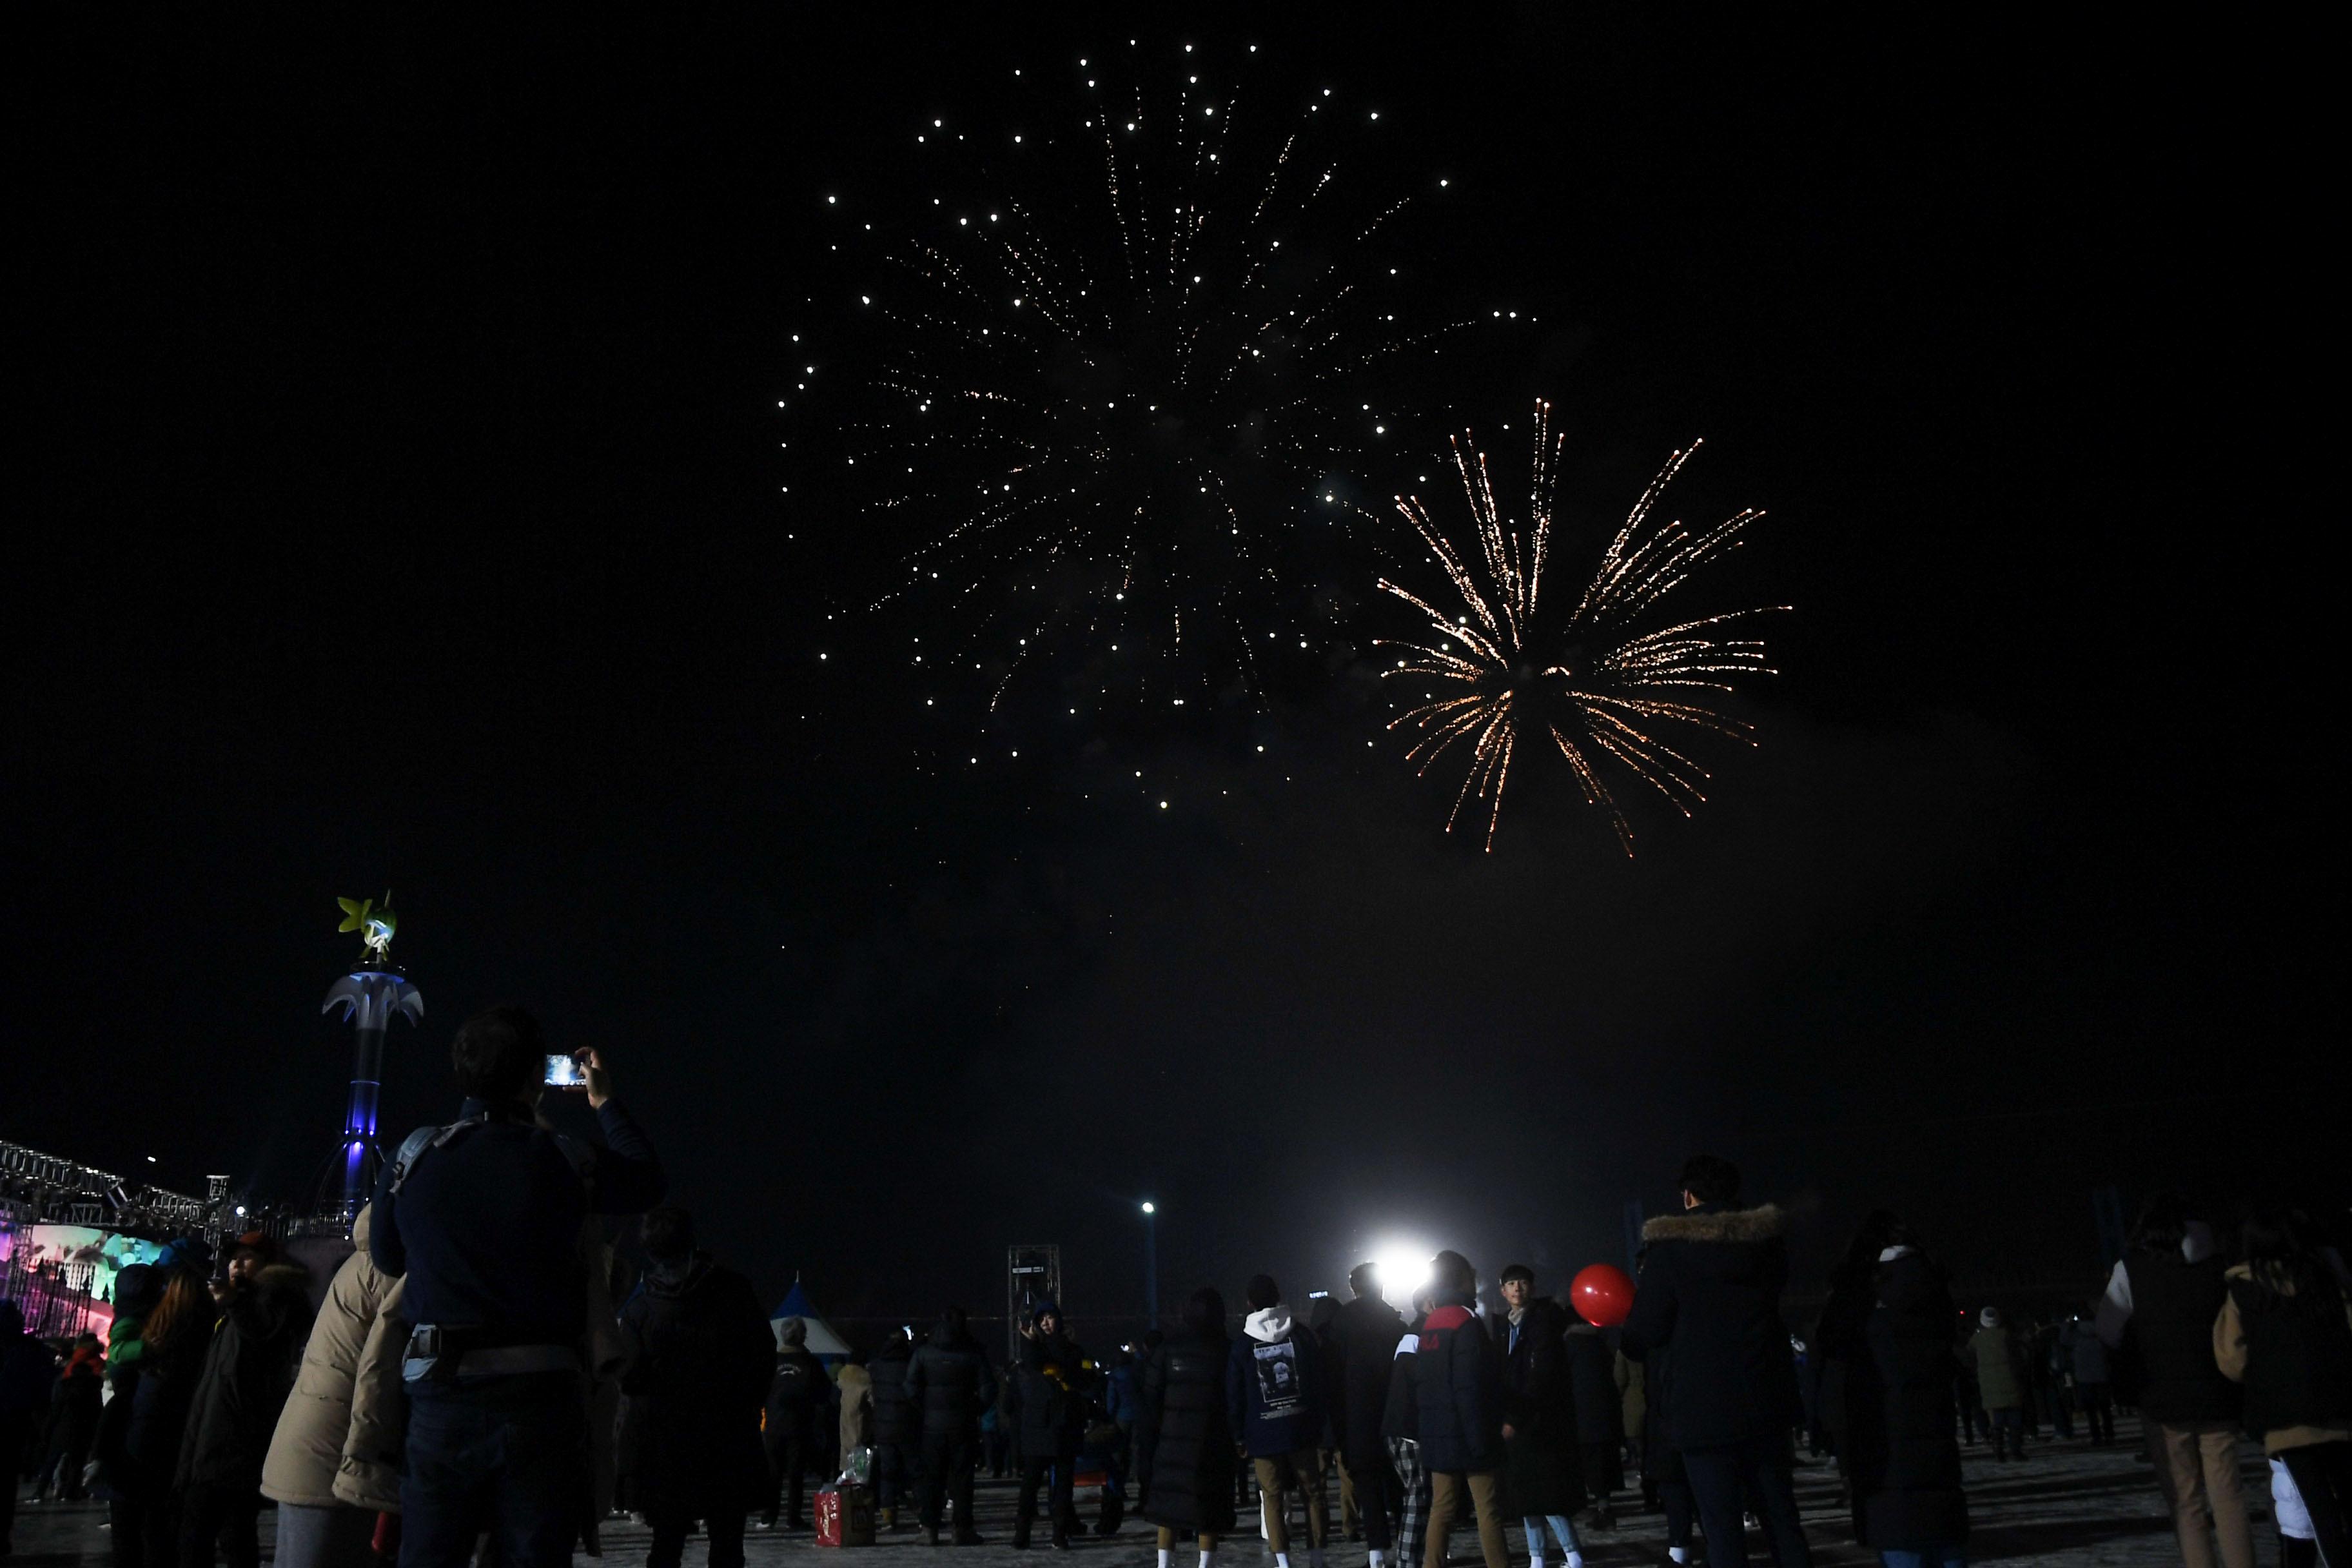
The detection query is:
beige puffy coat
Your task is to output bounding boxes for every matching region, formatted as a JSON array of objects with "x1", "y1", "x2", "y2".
[
  {"x1": 260, "y1": 1206, "x2": 407, "y2": 1510},
  {"x1": 837, "y1": 1362, "x2": 875, "y2": 1454}
]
